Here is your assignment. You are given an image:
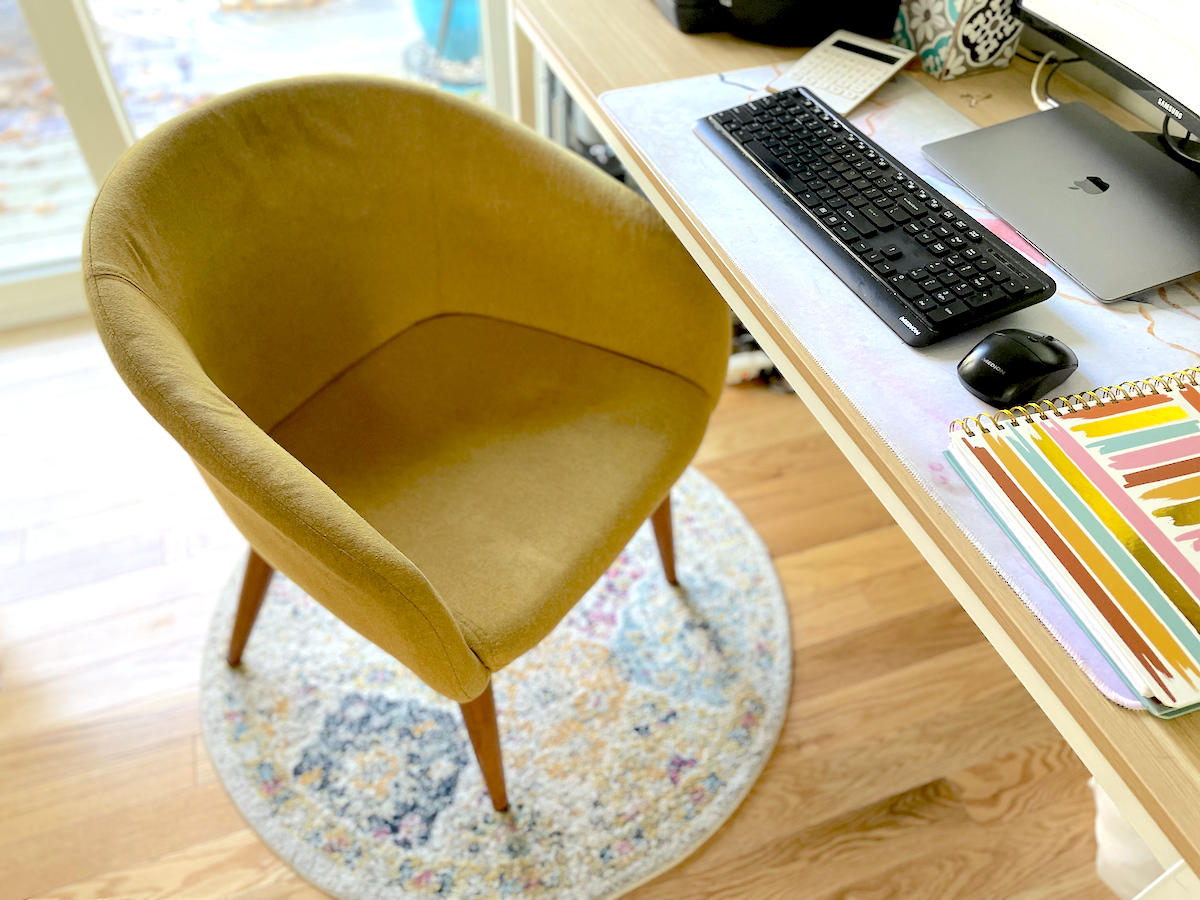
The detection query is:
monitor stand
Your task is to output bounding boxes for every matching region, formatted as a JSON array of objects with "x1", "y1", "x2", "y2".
[{"x1": 922, "y1": 102, "x2": 1200, "y2": 302}]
